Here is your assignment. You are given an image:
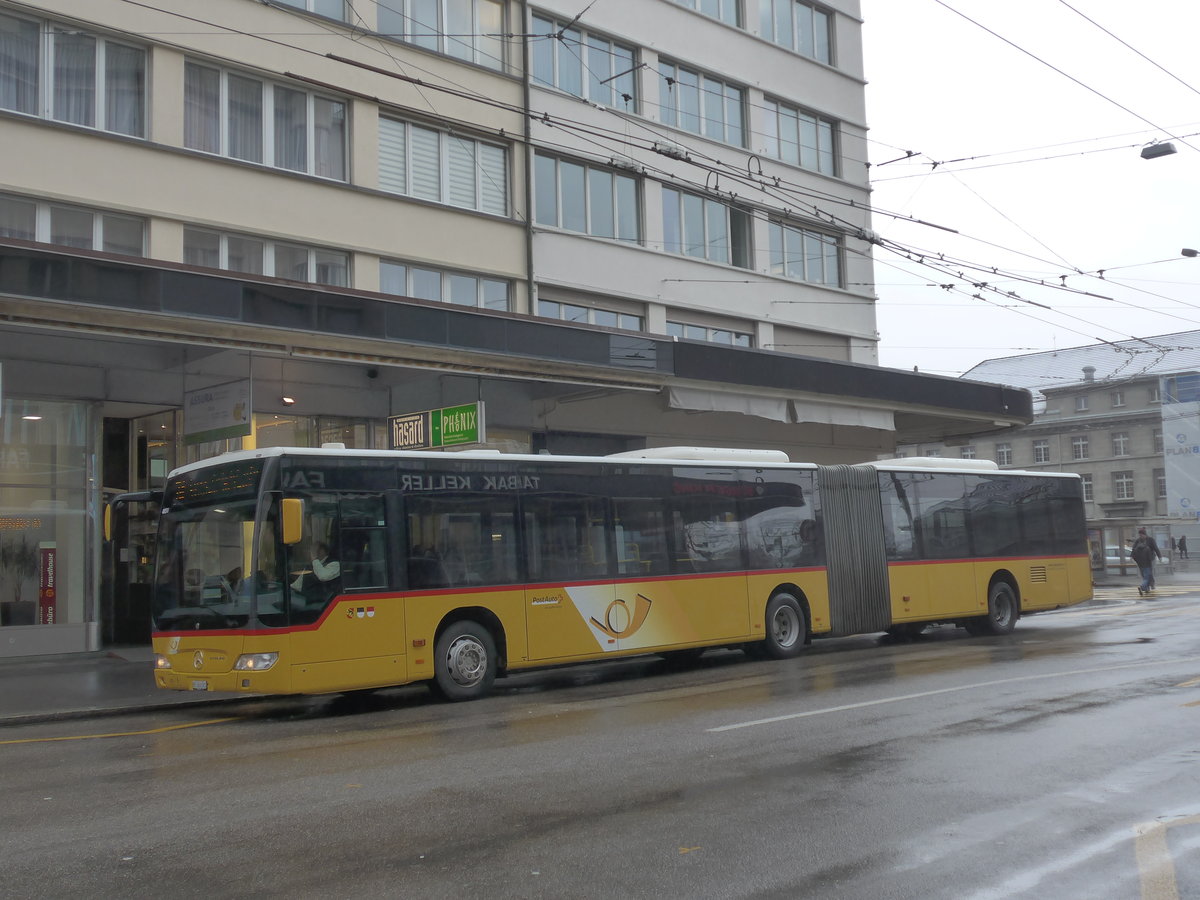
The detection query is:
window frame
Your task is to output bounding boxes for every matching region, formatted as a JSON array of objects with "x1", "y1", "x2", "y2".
[
  {"x1": 183, "y1": 61, "x2": 348, "y2": 181},
  {"x1": 759, "y1": 0, "x2": 833, "y2": 65},
  {"x1": 658, "y1": 58, "x2": 745, "y2": 147},
  {"x1": 530, "y1": 14, "x2": 637, "y2": 109},
  {"x1": 380, "y1": 258, "x2": 510, "y2": 310},
  {"x1": 661, "y1": 186, "x2": 752, "y2": 267},
  {"x1": 1032, "y1": 439, "x2": 1050, "y2": 464},
  {"x1": 666, "y1": 320, "x2": 753, "y2": 347},
  {"x1": 768, "y1": 220, "x2": 841, "y2": 287},
  {"x1": 995, "y1": 443, "x2": 1012, "y2": 466},
  {"x1": 534, "y1": 153, "x2": 641, "y2": 242},
  {"x1": 1112, "y1": 431, "x2": 1130, "y2": 457},
  {"x1": 539, "y1": 299, "x2": 643, "y2": 331},
  {"x1": 376, "y1": 0, "x2": 506, "y2": 71},
  {"x1": 0, "y1": 13, "x2": 147, "y2": 137},
  {"x1": 0, "y1": 191, "x2": 145, "y2": 256},
  {"x1": 183, "y1": 226, "x2": 349, "y2": 286},
  {"x1": 672, "y1": 0, "x2": 742, "y2": 27},
  {"x1": 378, "y1": 116, "x2": 509, "y2": 215},
  {"x1": 761, "y1": 97, "x2": 838, "y2": 175},
  {"x1": 1113, "y1": 470, "x2": 1134, "y2": 501},
  {"x1": 1071, "y1": 435, "x2": 1089, "y2": 460}
]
